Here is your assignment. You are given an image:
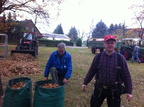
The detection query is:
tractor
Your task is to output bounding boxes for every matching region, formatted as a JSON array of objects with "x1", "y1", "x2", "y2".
[
  {"x1": 121, "y1": 38, "x2": 144, "y2": 62},
  {"x1": 11, "y1": 32, "x2": 39, "y2": 57}
]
